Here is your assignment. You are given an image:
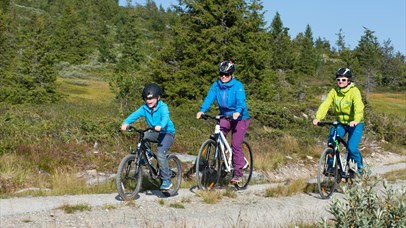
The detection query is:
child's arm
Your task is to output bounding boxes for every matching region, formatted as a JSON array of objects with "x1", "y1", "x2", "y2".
[
  {"x1": 156, "y1": 103, "x2": 170, "y2": 131},
  {"x1": 121, "y1": 107, "x2": 145, "y2": 130}
]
